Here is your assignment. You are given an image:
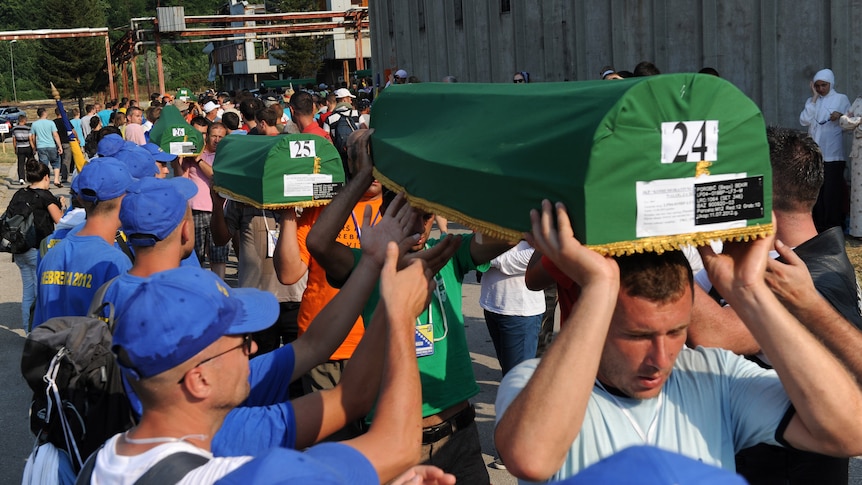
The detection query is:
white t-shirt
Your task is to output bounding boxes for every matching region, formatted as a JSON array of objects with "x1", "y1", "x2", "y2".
[
  {"x1": 91, "y1": 434, "x2": 252, "y2": 484},
  {"x1": 479, "y1": 241, "x2": 544, "y2": 316},
  {"x1": 496, "y1": 346, "x2": 791, "y2": 484}
]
